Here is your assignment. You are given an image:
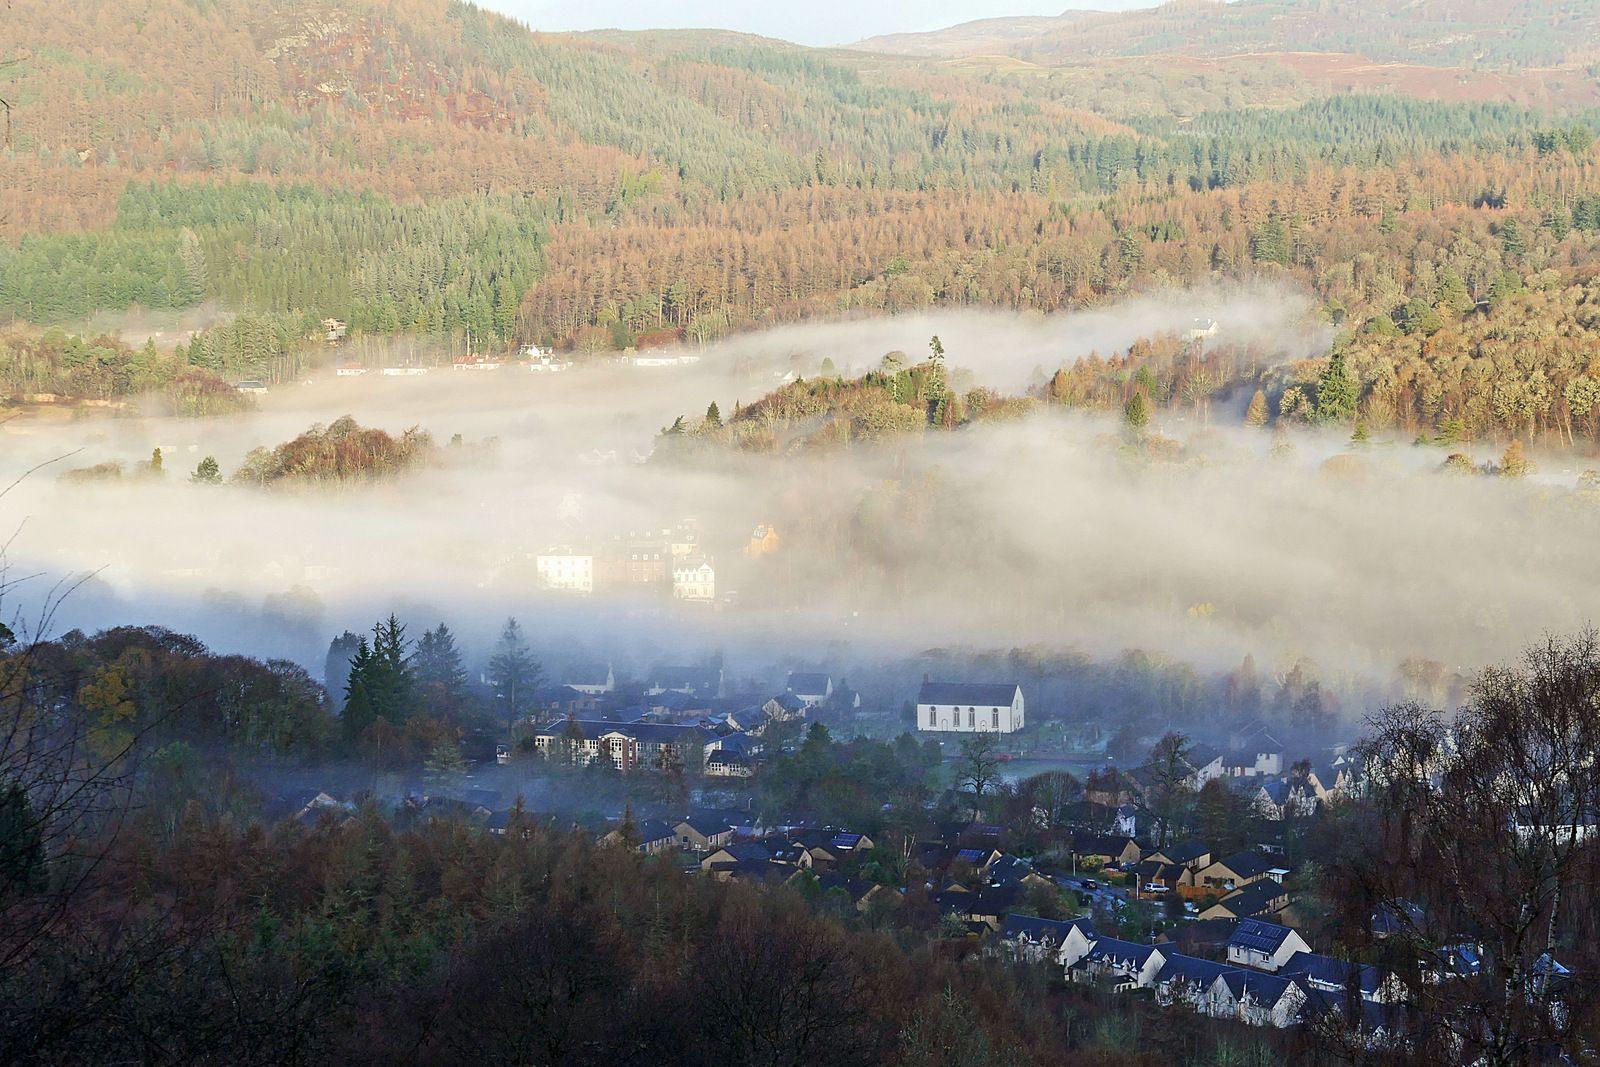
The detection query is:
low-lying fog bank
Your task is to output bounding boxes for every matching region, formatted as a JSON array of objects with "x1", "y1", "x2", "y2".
[{"x1": 1, "y1": 283, "x2": 1591, "y2": 711}]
